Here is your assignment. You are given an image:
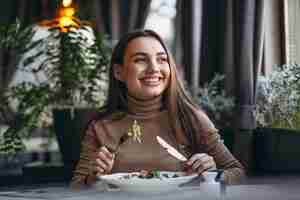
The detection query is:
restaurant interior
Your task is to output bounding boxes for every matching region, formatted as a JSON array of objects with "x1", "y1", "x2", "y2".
[{"x1": 0, "y1": 0, "x2": 300, "y2": 199}]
